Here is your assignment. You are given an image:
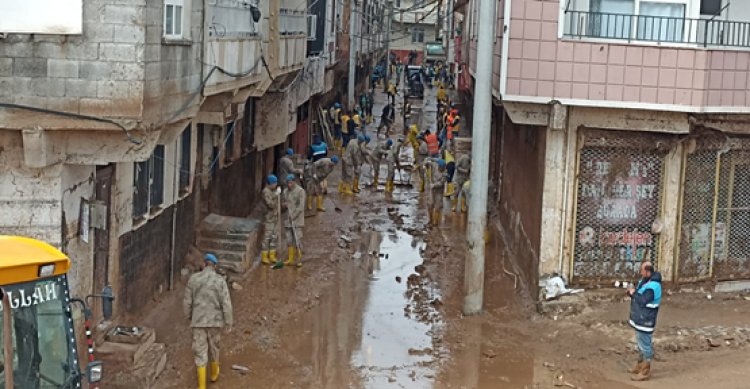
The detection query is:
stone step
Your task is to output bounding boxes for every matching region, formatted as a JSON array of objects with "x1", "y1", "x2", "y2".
[
  {"x1": 199, "y1": 230, "x2": 252, "y2": 242},
  {"x1": 196, "y1": 249, "x2": 245, "y2": 264},
  {"x1": 197, "y1": 236, "x2": 248, "y2": 252}
]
